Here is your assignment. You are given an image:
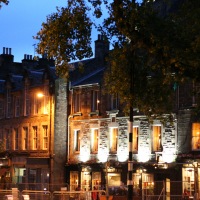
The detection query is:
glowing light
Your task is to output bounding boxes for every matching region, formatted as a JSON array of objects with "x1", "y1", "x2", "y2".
[
  {"x1": 80, "y1": 151, "x2": 90, "y2": 162},
  {"x1": 138, "y1": 147, "x2": 151, "y2": 162},
  {"x1": 98, "y1": 153, "x2": 108, "y2": 163},
  {"x1": 37, "y1": 93, "x2": 44, "y2": 98},
  {"x1": 162, "y1": 154, "x2": 176, "y2": 163},
  {"x1": 117, "y1": 153, "x2": 128, "y2": 162}
]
